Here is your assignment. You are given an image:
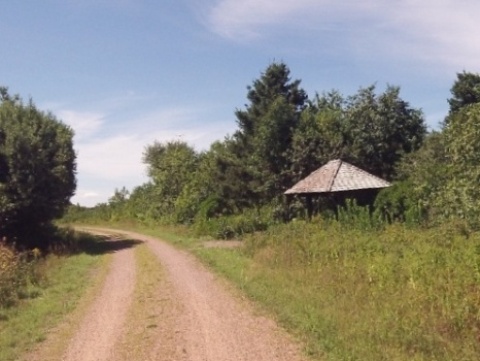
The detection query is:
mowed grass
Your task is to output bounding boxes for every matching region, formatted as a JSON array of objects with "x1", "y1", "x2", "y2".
[
  {"x1": 149, "y1": 220, "x2": 480, "y2": 361},
  {"x1": 0, "y1": 232, "x2": 110, "y2": 361}
]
